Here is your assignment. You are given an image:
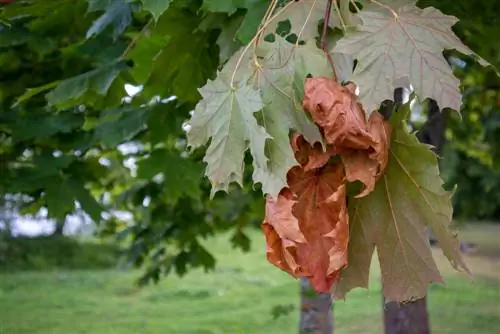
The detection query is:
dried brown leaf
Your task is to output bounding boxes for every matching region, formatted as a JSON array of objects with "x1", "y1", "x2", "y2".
[
  {"x1": 262, "y1": 139, "x2": 349, "y2": 293},
  {"x1": 341, "y1": 111, "x2": 393, "y2": 197},
  {"x1": 302, "y1": 77, "x2": 376, "y2": 150},
  {"x1": 291, "y1": 133, "x2": 336, "y2": 171}
]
